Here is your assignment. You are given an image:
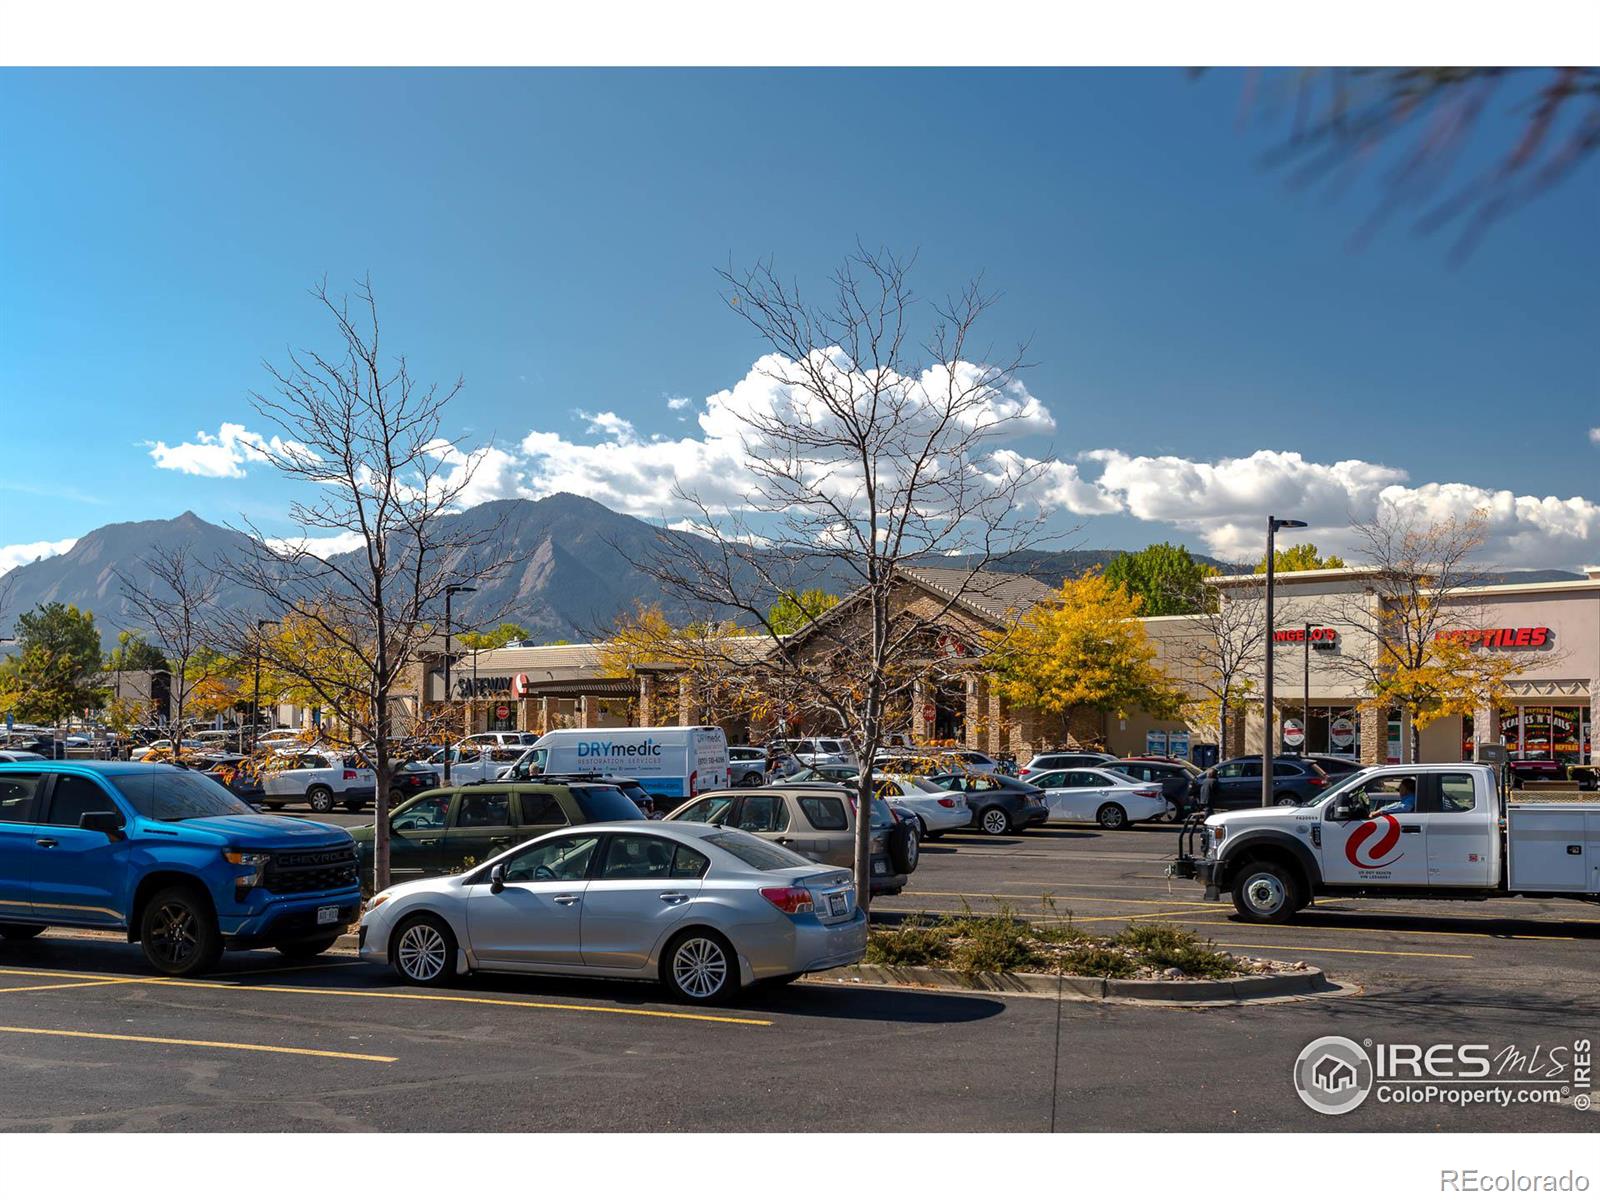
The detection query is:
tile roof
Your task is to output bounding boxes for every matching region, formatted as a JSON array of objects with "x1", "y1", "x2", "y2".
[{"x1": 896, "y1": 566, "x2": 1055, "y2": 624}]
